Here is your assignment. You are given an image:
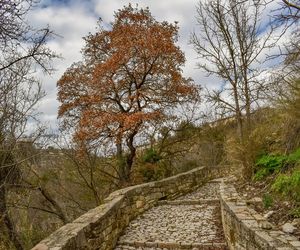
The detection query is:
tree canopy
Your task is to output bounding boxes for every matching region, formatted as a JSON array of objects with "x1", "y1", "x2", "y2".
[{"x1": 57, "y1": 4, "x2": 200, "y2": 181}]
